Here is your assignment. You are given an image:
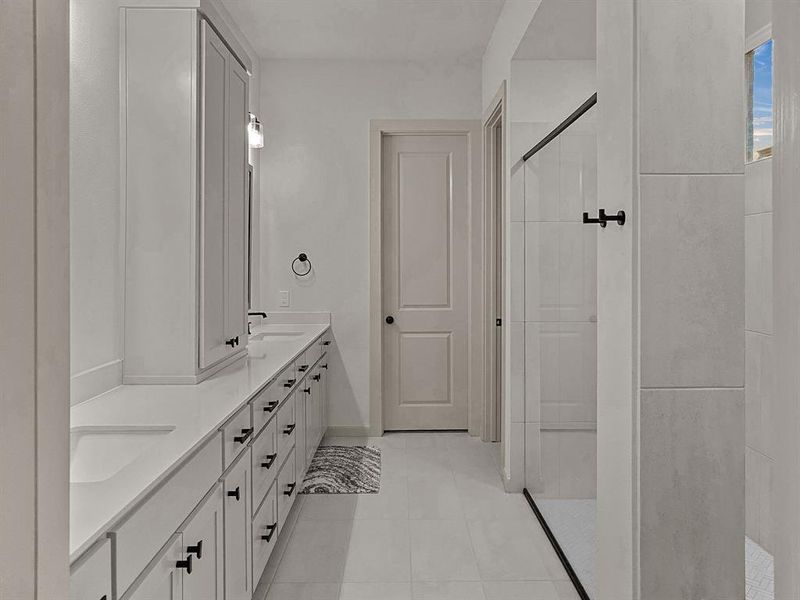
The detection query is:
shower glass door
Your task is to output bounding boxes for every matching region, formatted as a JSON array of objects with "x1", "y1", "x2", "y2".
[{"x1": 521, "y1": 103, "x2": 598, "y2": 598}]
